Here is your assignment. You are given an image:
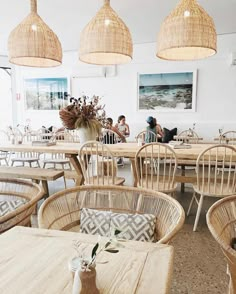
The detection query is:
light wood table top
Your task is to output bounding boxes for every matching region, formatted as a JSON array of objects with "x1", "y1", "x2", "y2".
[
  {"x1": 0, "y1": 142, "x2": 82, "y2": 154},
  {"x1": 0, "y1": 226, "x2": 174, "y2": 294},
  {"x1": 0, "y1": 141, "x2": 220, "y2": 161}
]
